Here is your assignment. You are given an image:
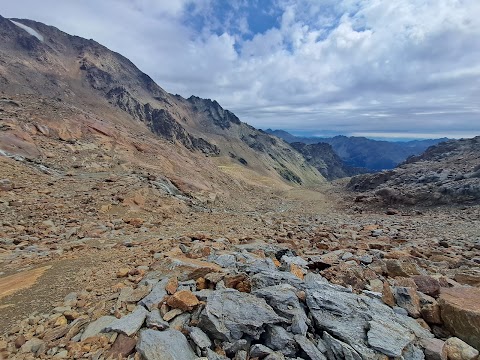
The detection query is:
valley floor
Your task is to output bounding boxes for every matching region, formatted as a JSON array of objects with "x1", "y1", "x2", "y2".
[{"x1": 1, "y1": 156, "x2": 479, "y2": 358}]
